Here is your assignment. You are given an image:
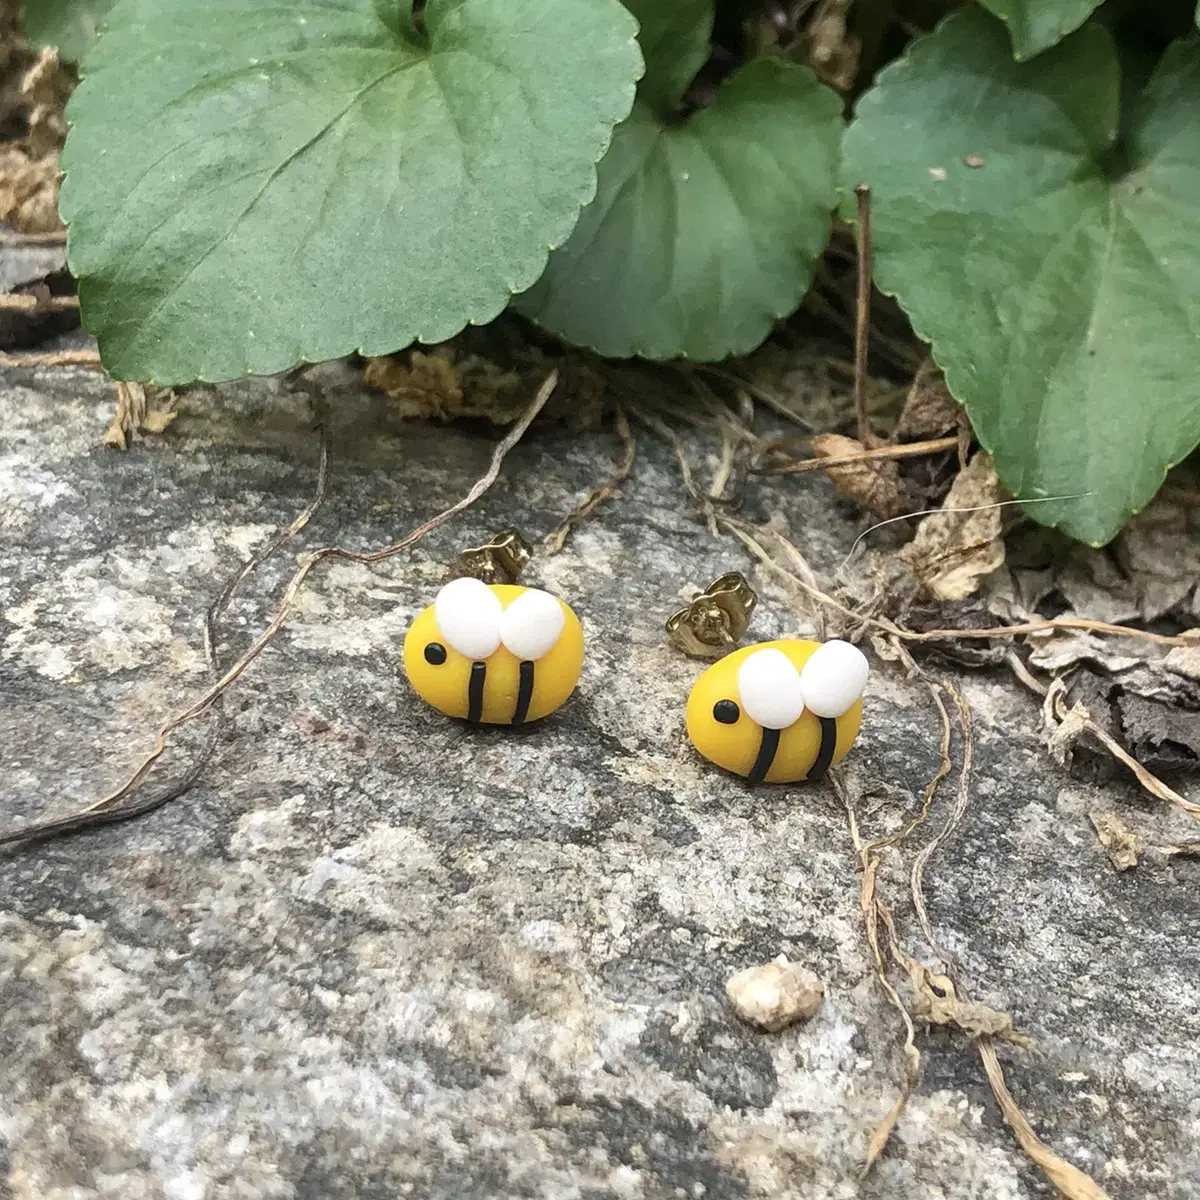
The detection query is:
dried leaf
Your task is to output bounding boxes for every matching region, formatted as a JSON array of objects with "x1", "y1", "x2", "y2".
[
  {"x1": 0, "y1": 46, "x2": 71, "y2": 234},
  {"x1": 811, "y1": 432, "x2": 915, "y2": 520},
  {"x1": 1043, "y1": 693, "x2": 1093, "y2": 768},
  {"x1": 896, "y1": 358, "x2": 960, "y2": 441},
  {"x1": 1089, "y1": 812, "x2": 1141, "y2": 871},
  {"x1": 1047, "y1": 684, "x2": 1200, "y2": 821},
  {"x1": 1165, "y1": 645, "x2": 1200, "y2": 683},
  {"x1": 1116, "y1": 692, "x2": 1200, "y2": 777},
  {"x1": 1113, "y1": 491, "x2": 1199, "y2": 621},
  {"x1": 897, "y1": 452, "x2": 1004, "y2": 600}
]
